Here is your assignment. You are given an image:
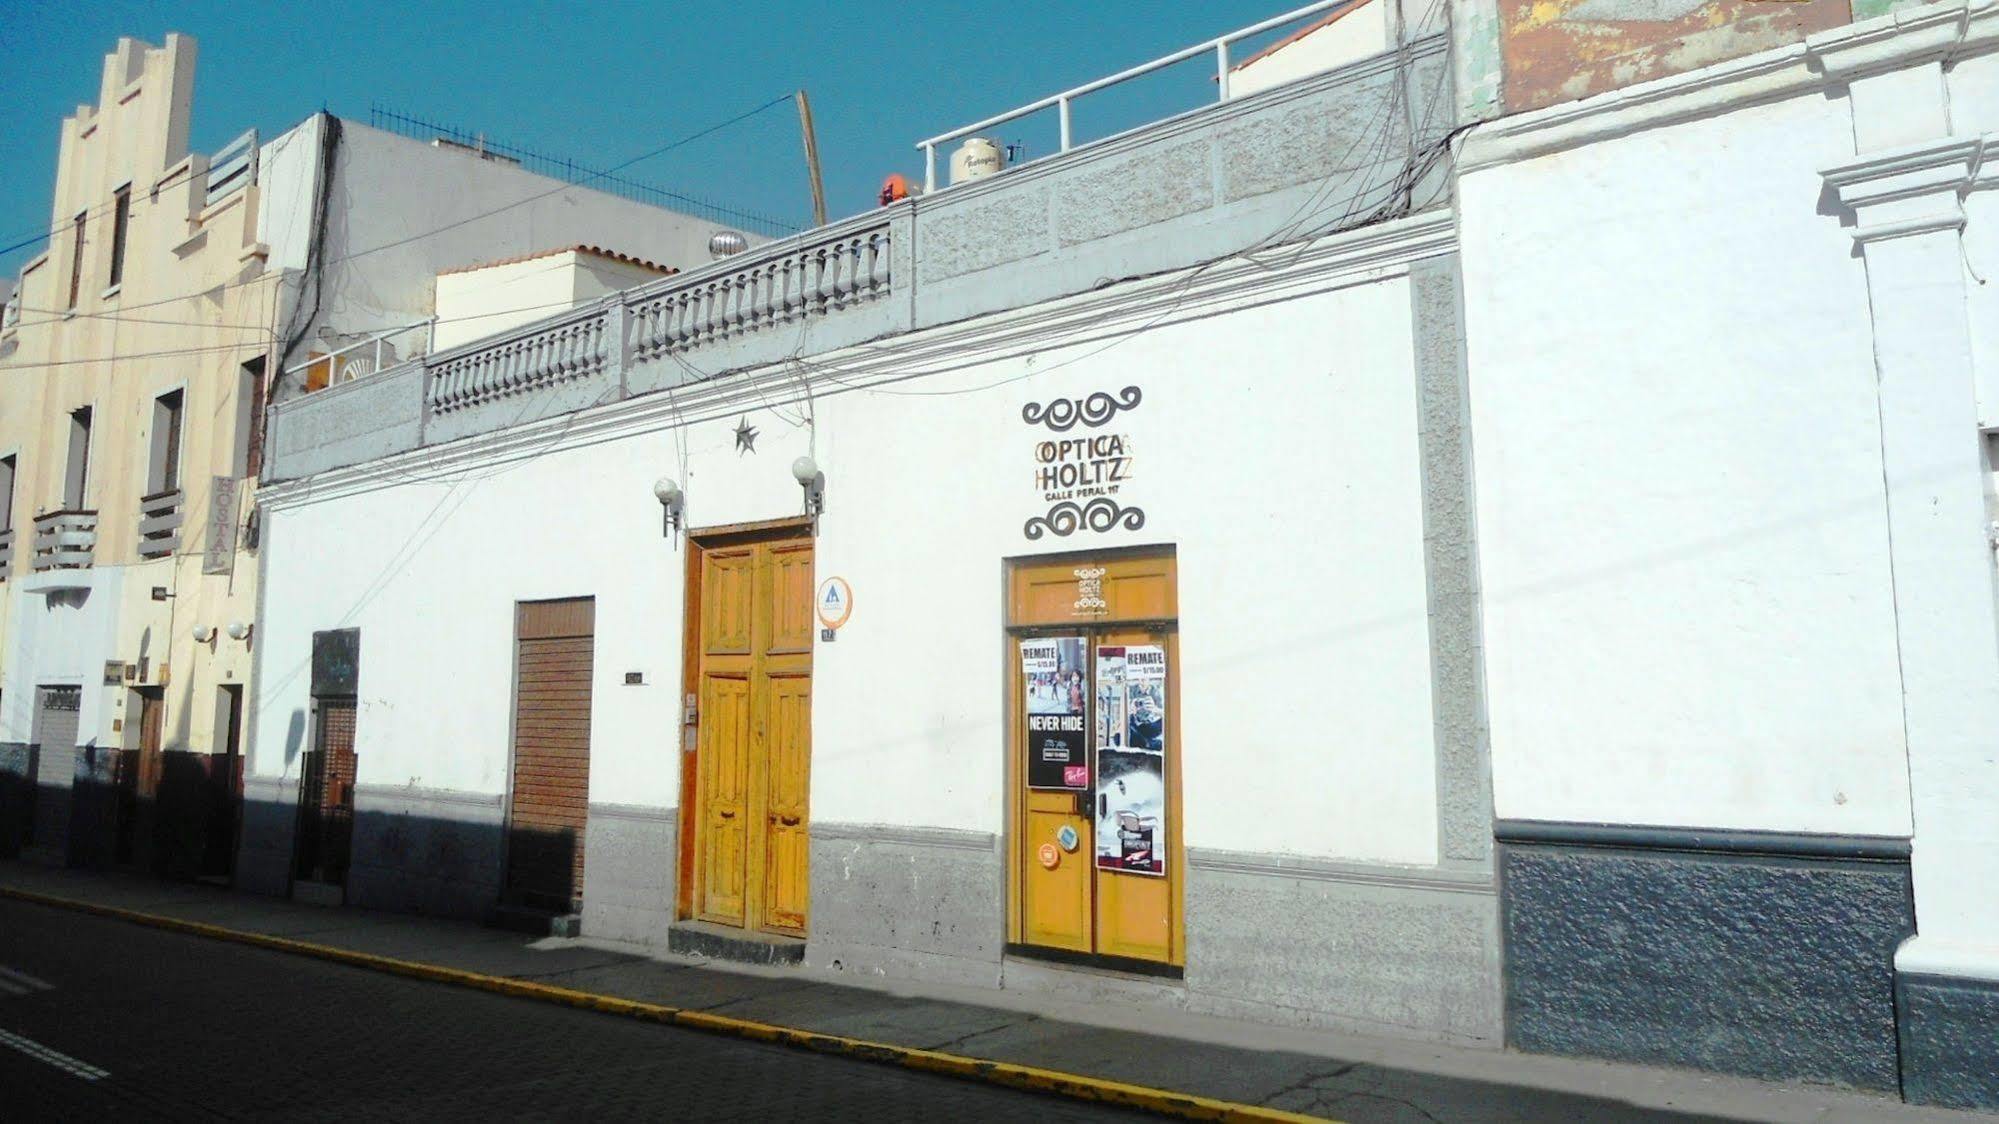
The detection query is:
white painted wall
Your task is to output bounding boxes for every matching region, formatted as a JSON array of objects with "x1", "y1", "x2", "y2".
[
  {"x1": 1458, "y1": 90, "x2": 1912, "y2": 835},
  {"x1": 260, "y1": 118, "x2": 753, "y2": 365},
  {"x1": 432, "y1": 251, "x2": 667, "y2": 352},
  {"x1": 253, "y1": 268, "x2": 1442, "y2": 866},
  {"x1": 1, "y1": 569, "x2": 125, "y2": 749},
  {"x1": 1232, "y1": 2, "x2": 1393, "y2": 99}
]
